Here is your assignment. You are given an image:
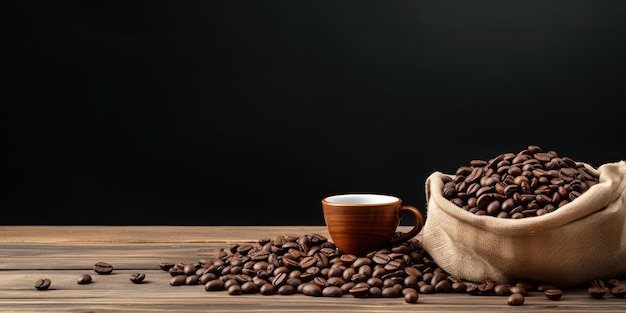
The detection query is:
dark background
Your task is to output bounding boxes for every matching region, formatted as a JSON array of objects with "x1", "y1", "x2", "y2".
[{"x1": 4, "y1": 1, "x2": 625, "y2": 225}]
